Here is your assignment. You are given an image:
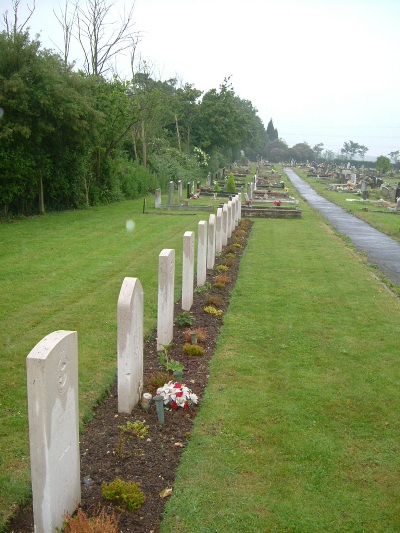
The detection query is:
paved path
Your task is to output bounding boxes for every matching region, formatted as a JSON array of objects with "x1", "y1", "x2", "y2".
[{"x1": 284, "y1": 167, "x2": 400, "y2": 285}]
